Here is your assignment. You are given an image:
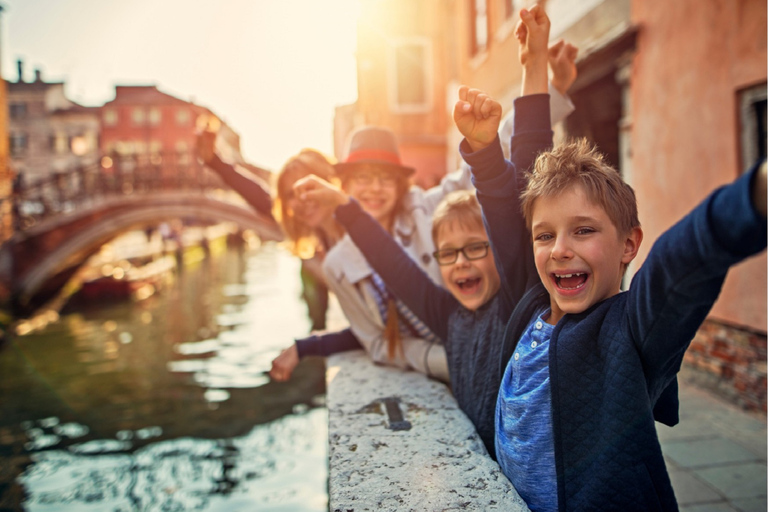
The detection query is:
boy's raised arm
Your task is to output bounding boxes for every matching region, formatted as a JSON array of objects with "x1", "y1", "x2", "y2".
[
  {"x1": 455, "y1": 5, "x2": 555, "y2": 298},
  {"x1": 627, "y1": 161, "x2": 767, "y2": 402}
]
